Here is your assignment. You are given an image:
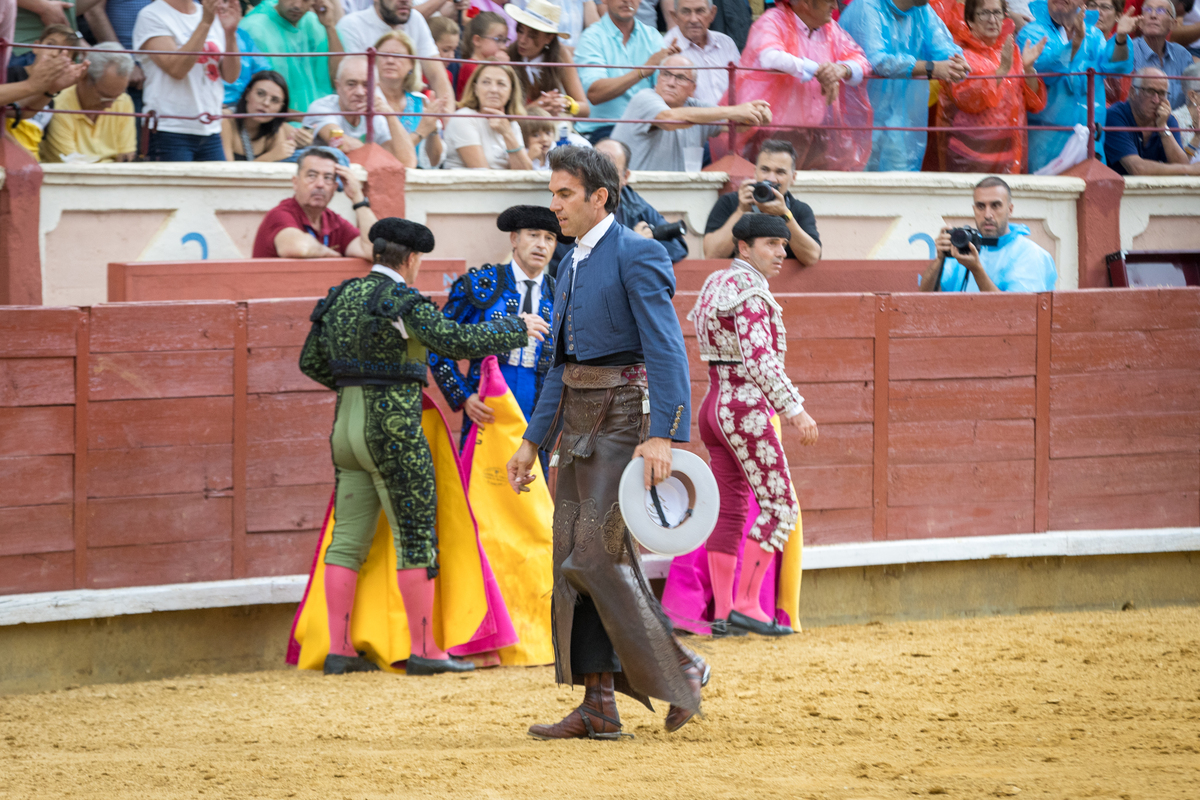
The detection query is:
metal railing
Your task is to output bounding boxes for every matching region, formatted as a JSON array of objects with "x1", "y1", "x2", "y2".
[{"x1": 5, "y1": 39, "x2": 1197, "y2": 165}]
